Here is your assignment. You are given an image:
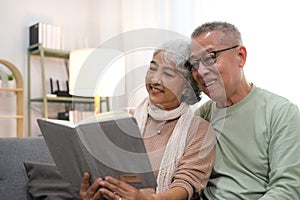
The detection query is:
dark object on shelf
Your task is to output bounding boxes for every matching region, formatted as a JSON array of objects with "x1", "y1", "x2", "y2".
[
  {"x1": 50, "y1": 78, "x2": 71, "y2": 97},
  {"x1": 57, "y1": 111, "x2": 69, "y2": 120},
  {"x1": 29, "y1": 23, "x2": 42, "y2": 50}
]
